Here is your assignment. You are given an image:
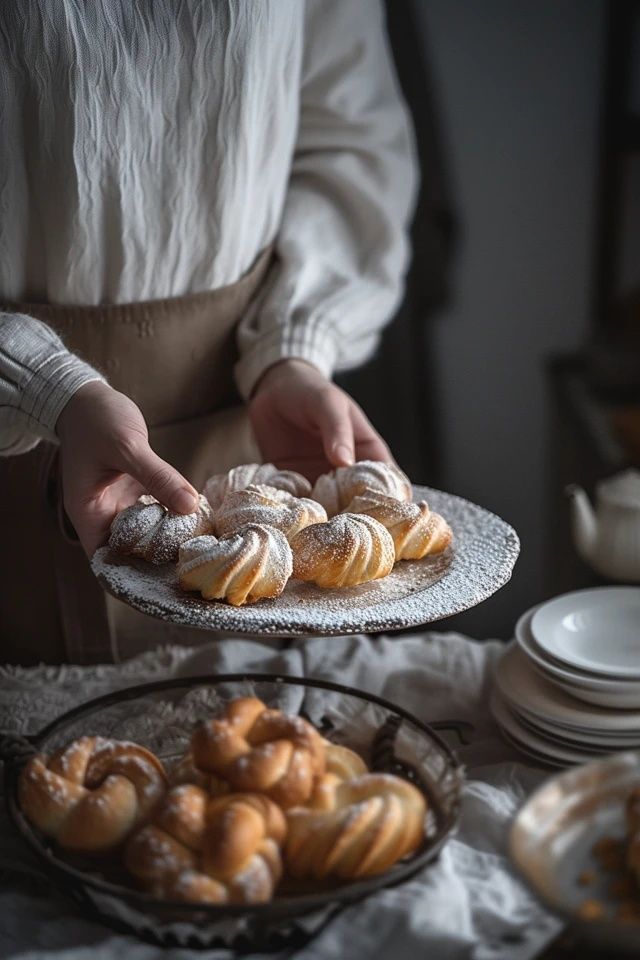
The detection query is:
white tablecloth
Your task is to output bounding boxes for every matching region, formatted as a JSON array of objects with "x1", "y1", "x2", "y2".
[{"x1": 0, "y1": 632, "x2": 562, "y2": 959}]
